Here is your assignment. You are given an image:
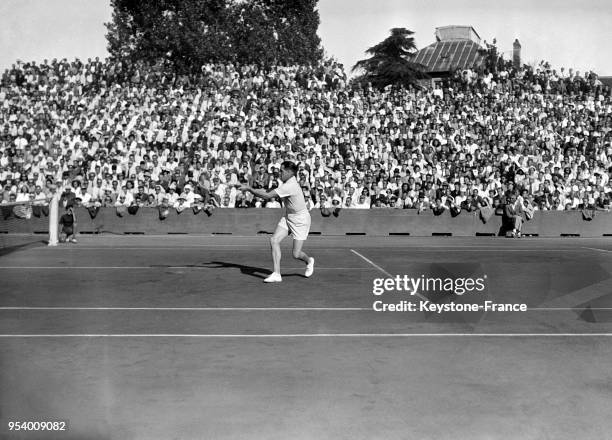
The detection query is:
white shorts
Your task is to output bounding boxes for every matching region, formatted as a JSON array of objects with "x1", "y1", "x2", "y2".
[{"x1": 277, "y1": 211, "x2": 311, "y2": 241}]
